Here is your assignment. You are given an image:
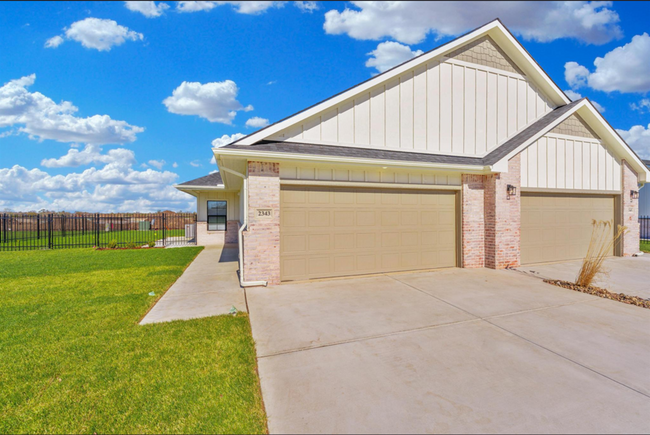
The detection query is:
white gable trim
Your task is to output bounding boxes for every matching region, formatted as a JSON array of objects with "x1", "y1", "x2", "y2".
[
  {"x1": 491, "y1": 99, "x2": 650, "y2": 184},
  {"x1": 235, "y1": 19, "x2": 570, "y2": 147}
]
